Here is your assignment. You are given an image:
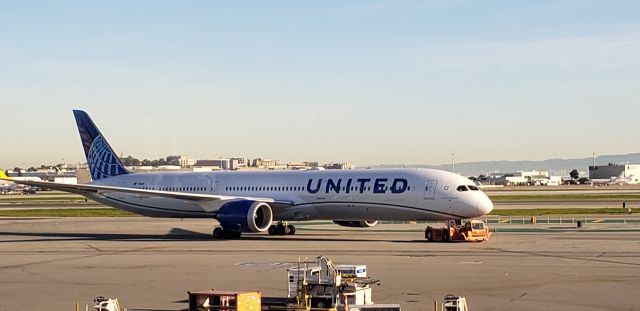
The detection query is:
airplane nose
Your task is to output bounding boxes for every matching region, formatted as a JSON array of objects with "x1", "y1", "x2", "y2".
[{"x1": 476, "y1": 194, "x2": 494, "y2": 216}]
